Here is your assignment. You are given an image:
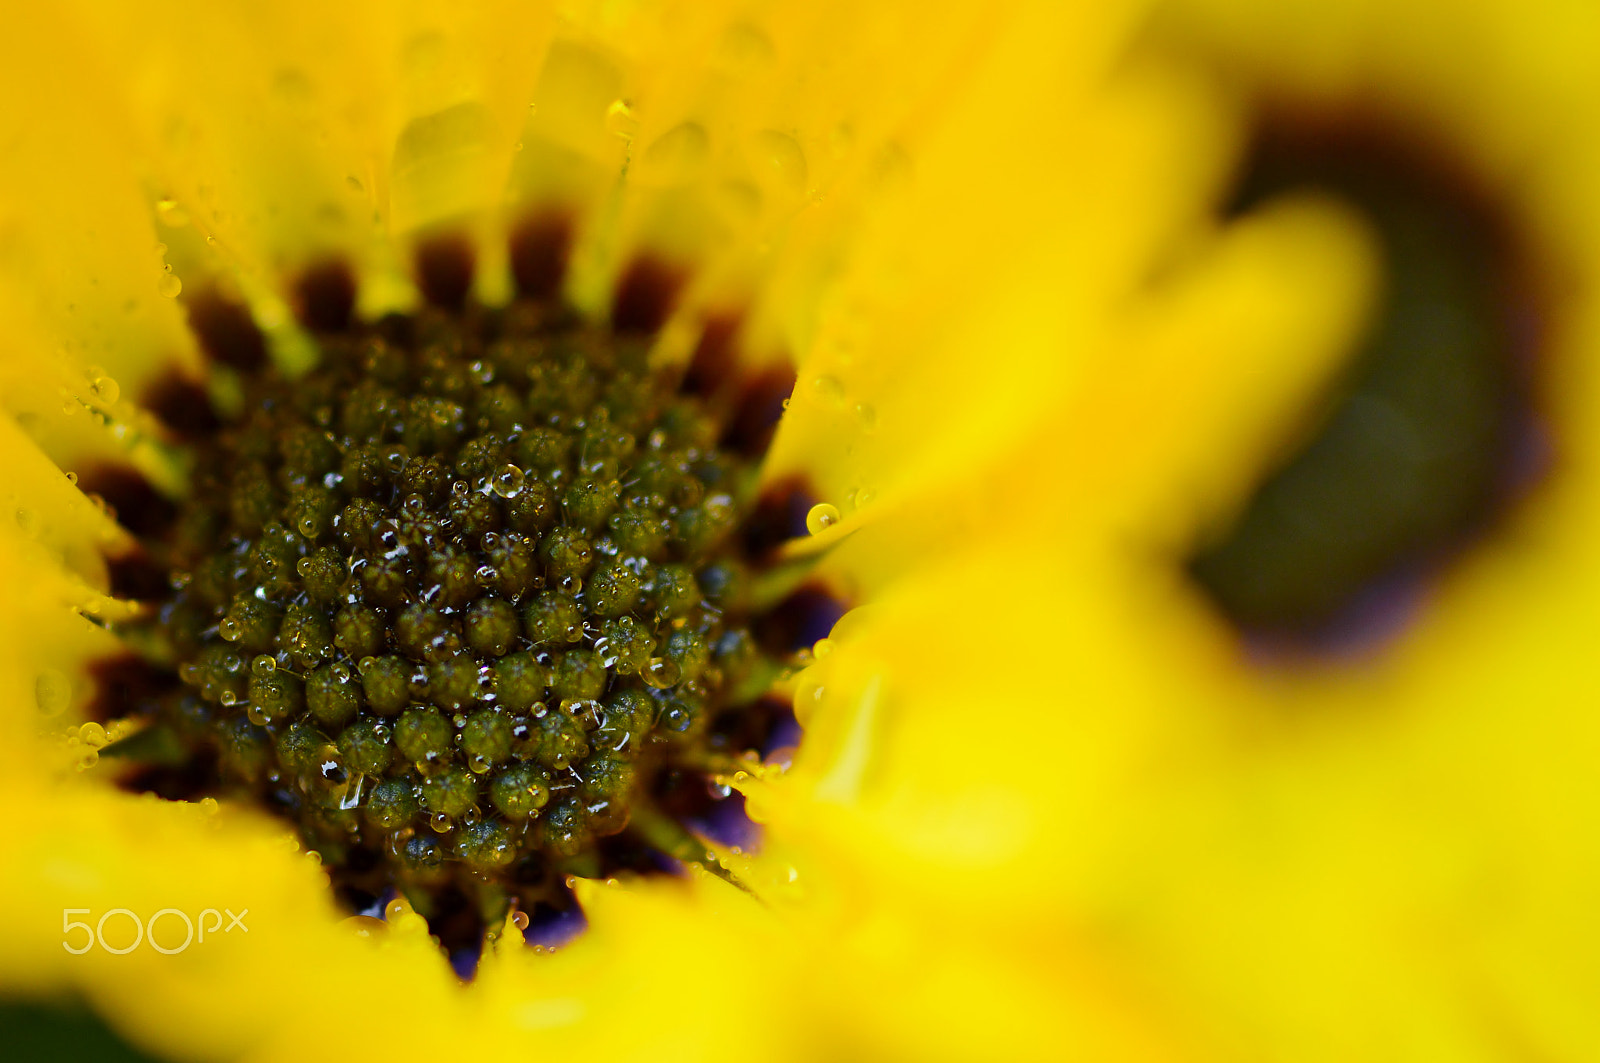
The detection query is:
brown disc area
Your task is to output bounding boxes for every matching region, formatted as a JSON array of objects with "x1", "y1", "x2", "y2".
[{"x1": 93, "y1": 243, "x2": 835, "y2": 968}]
